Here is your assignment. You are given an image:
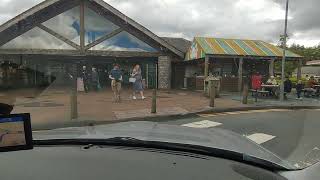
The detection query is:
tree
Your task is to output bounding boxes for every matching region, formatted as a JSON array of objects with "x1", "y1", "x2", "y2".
[
  {"x1": 275, "y1": 43, "x2": 320, "y2": 75},
  {"x1": 288, "y1": 43, "x2": 320, "y2": 61},
  {"x1": 274, "y1": 60, "x2": 298, "y2": 76}
]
